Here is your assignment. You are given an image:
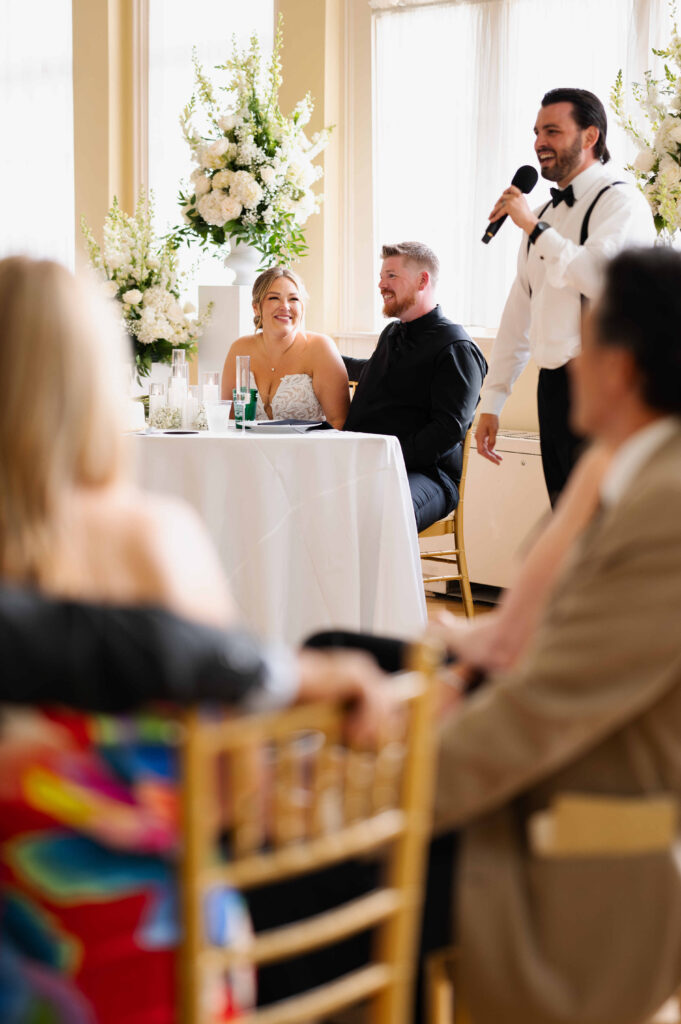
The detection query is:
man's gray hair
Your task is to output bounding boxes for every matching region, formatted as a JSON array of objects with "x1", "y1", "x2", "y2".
[{"x1": 381, "y1": 241, "x2": 439, "y2": 286}]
